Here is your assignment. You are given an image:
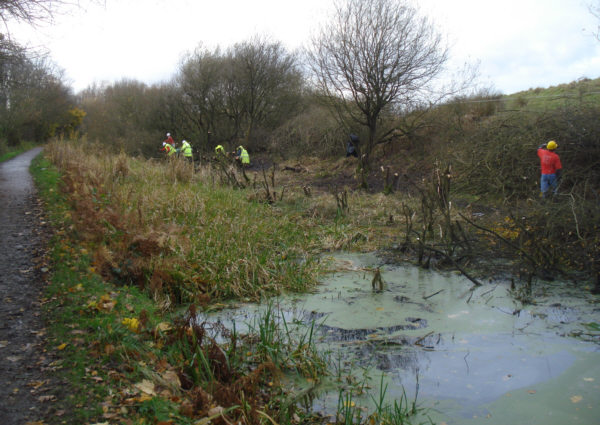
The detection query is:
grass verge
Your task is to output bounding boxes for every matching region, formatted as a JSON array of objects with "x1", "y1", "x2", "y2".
[
  {"x1": 0, "y1": 141, "x2": 38, "y2": 162},
  {"x1": 30, "y1": 153, "x2": 333, "y2": 424}
]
